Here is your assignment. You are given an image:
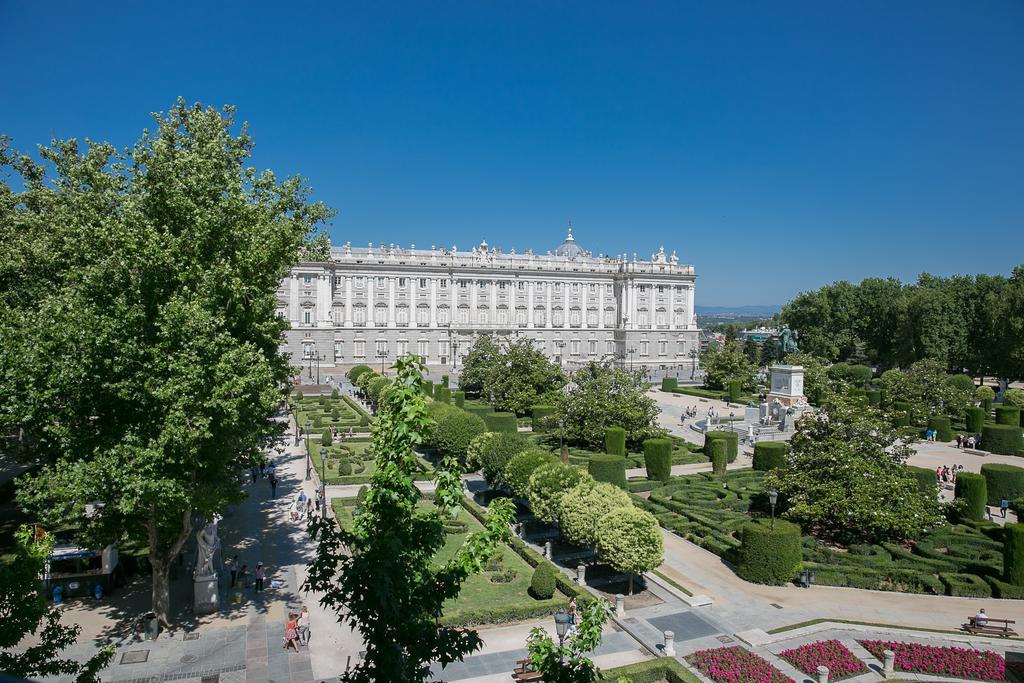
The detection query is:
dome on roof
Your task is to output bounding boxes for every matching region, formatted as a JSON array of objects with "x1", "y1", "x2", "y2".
[{"x1": 554, "y1": 224, "x2": 585, "y2": 260}]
